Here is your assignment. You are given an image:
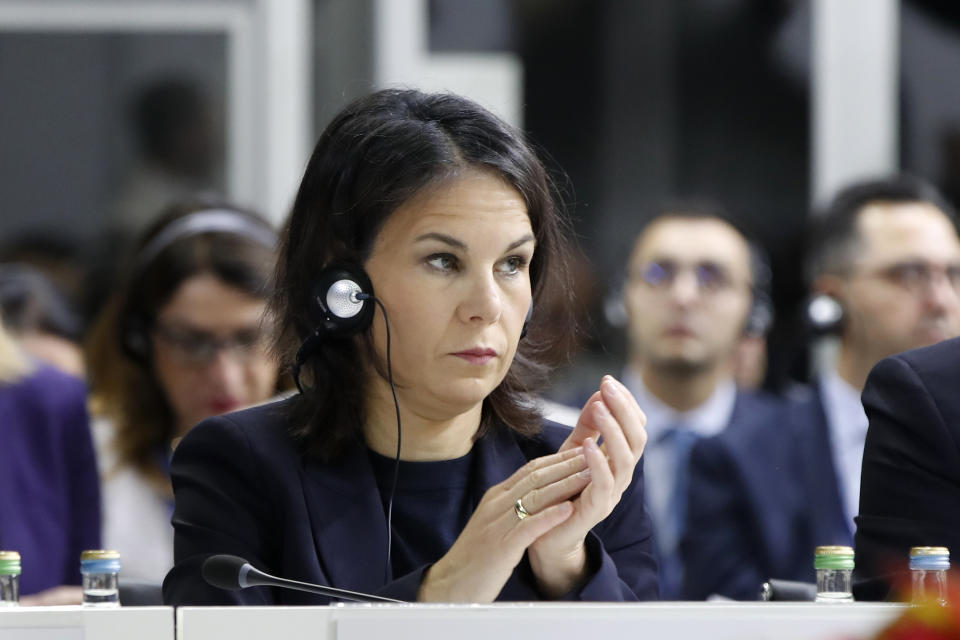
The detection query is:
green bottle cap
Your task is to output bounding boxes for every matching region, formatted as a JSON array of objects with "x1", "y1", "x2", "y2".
[
  {"x1": 814, "y1": 545, "x2": 855, "y2": 570},
  {"x1": 0, "y1": 551, "x2": 21, "y2": 576}
]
